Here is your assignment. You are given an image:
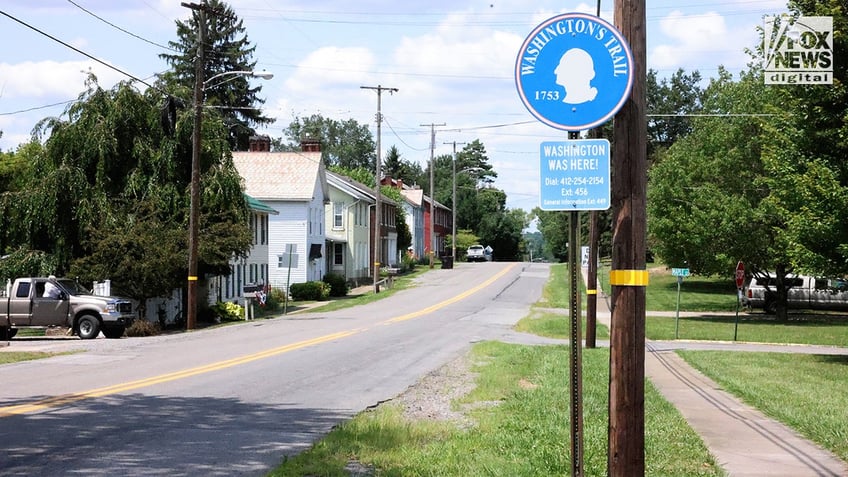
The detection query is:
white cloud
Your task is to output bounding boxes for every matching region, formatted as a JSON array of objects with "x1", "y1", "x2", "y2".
[
  {"x1": 284, "y1": 46, "x2": 376, "y2": 93},
  {"x1": 649, "y1": 10, "x2": 759, "y2": 73},
  {"x1": 0, "y1": 60, "x2": 125, "y2": 99}
]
